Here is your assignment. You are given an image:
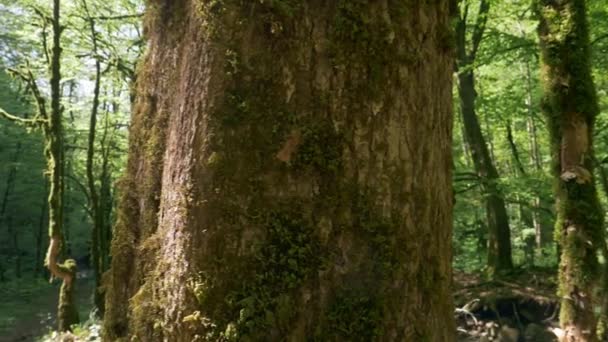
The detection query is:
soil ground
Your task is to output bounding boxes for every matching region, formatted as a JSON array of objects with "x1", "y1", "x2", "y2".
[{"x1": 0, "y1": 275, "x2": 94, "y2": 342}]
